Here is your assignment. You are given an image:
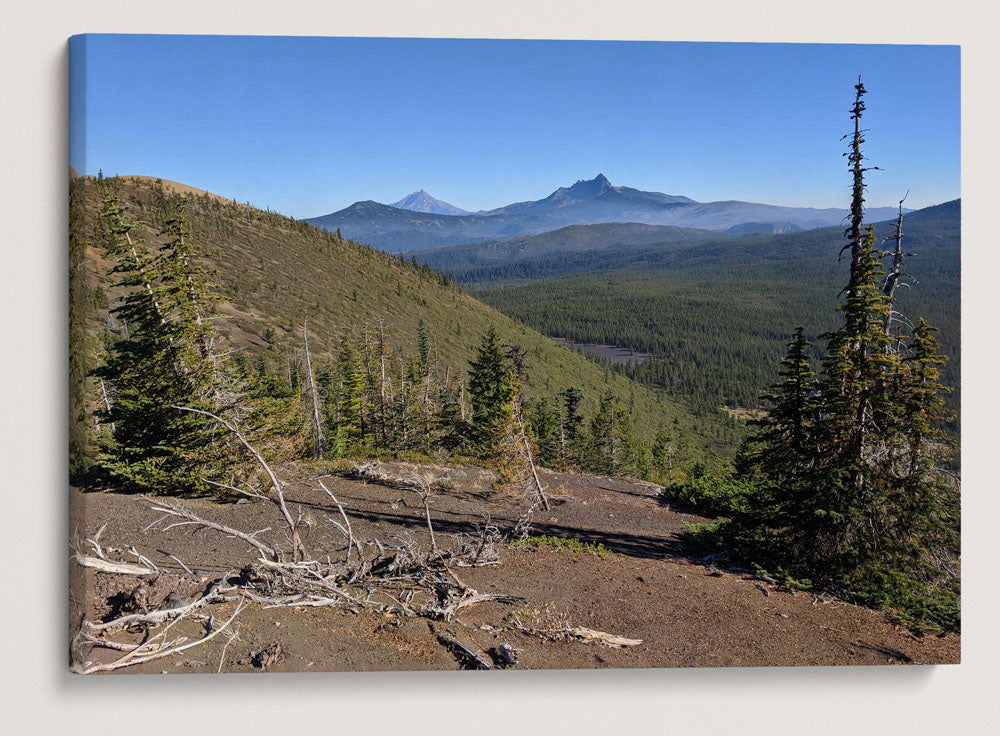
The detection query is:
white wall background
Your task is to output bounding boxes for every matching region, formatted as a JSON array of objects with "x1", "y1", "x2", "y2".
[{"x1": 1, "y1": 2, "x2": 996, "y2": 734}]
